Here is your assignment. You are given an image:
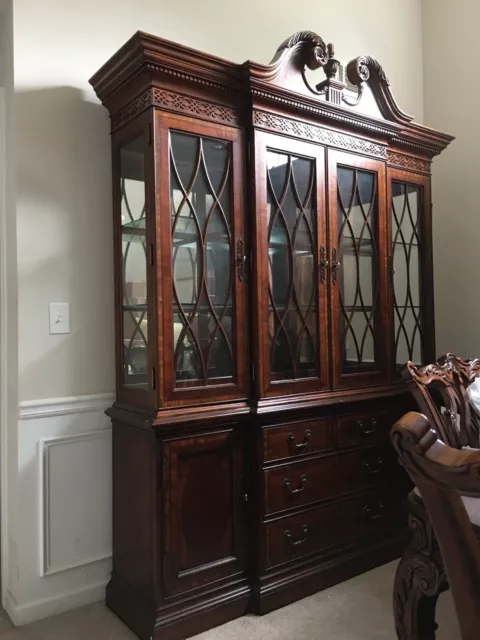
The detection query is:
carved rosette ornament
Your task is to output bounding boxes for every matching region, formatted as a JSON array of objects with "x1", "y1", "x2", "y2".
[{"x1": 347, "y1": 55, "x2": 390, "y2": 87}]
